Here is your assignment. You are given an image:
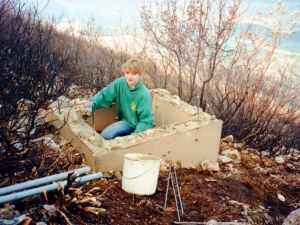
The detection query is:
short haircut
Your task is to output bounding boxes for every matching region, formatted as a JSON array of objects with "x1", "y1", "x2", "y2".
[{"x1": 121, "y1": 58, "x2": 144, "y2": 75}]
